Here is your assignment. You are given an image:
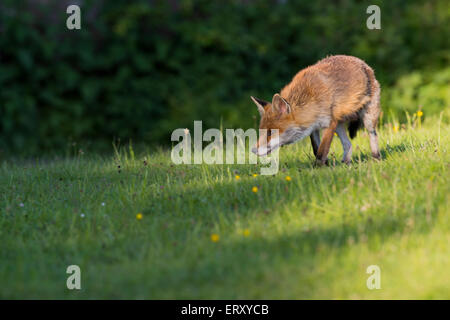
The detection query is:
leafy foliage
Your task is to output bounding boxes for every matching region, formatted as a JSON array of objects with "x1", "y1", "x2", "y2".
[{"x1": 0, "y1": 0, "x2": 448, "y2": 154}]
